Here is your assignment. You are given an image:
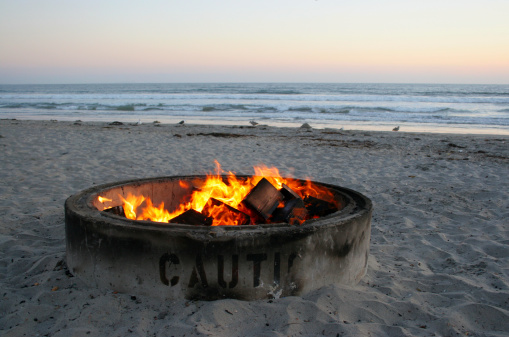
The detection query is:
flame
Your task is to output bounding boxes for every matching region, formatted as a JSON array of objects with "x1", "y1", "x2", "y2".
[
  {"x1": 253, "y1": 164, "x2": 336, "y2": 204},
  {"x1": 253, "y1": 164, "x2": 285, "y2": 189},
  {"x1": 202, "y1": 199, "x2": 249, "y2": 226},
  {"x1": 120, "y1": 193, "x2": 145, "y2": 219},
  {"x1": 97, "y1": 196, "x2": 112, "y2": 203},
  {"x1": 137, "y1": 199, "x2": 172, "y2": 223},
  {"x1": 97, "y1": 161, "x2": 338, "y2": 226}
]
